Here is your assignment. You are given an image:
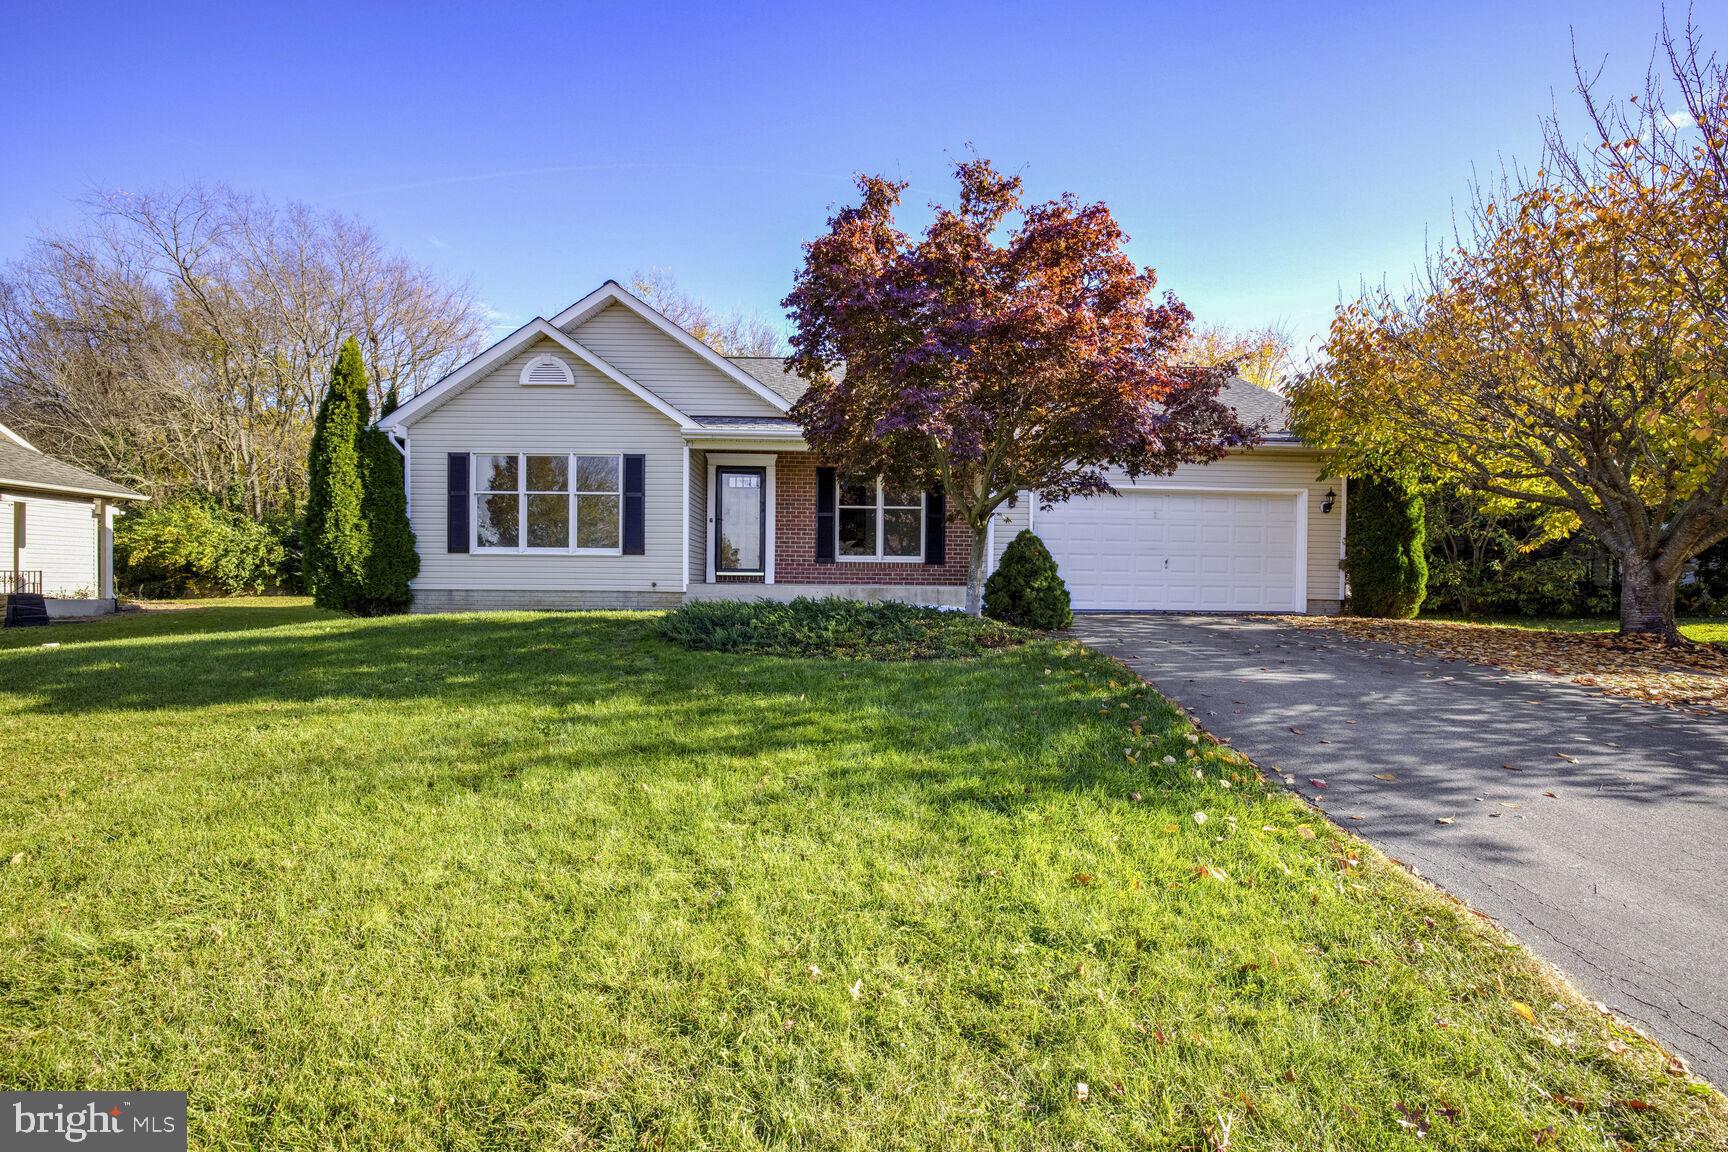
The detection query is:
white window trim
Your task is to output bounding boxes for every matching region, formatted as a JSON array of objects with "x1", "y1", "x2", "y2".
[
  {"x1": 705, "y1": 453, "x2": 776, "y2": 583},
  {"x1": 837, "y1": 476, "x2": 925, "y2": 563},
  {"x1": 471, "y1": 452, "x2": 624, "y2": 556}
]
